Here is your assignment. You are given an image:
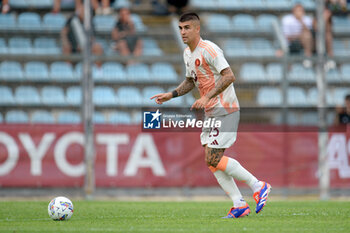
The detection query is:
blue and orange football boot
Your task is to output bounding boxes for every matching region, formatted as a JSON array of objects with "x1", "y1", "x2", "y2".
[
  {"x1": 222, "y1": 203, "x2": 250, "y2": 219},
  {"x1": 253, "y1": 181, "x2": 271, "y2": 214}
]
